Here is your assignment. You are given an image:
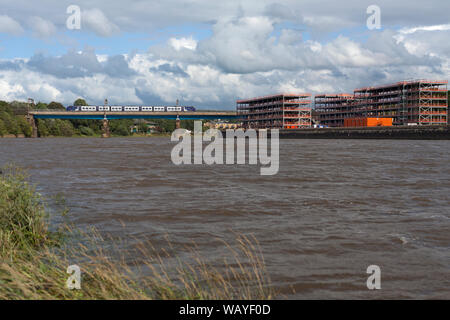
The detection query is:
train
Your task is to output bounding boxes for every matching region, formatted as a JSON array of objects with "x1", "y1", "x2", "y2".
[{"x1": 66, "y1": 105, "x2": 196, "y2": 112}]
